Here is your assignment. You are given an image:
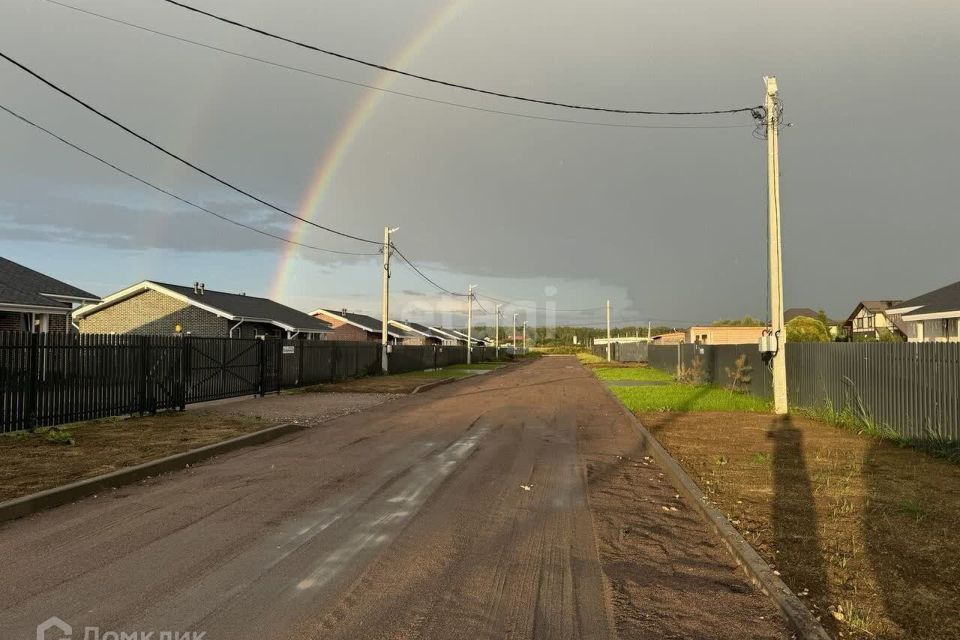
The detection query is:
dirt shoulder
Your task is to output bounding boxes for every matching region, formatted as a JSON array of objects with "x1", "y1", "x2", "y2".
[
  {"x1": 0, "y1": 392, "x2": 398, "y2": 503},
  {"x1": 643, "y1": 411, "x2": 960, "y2": 640},
  {"x1": 573, "y1": 365, "x2": 793, "y2": 638},
  {"x1": 0, "y1": 411, "x2": 272, "y2": 502}
]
